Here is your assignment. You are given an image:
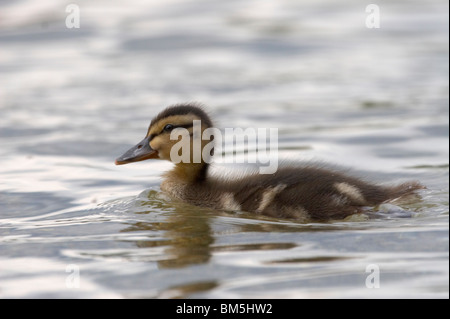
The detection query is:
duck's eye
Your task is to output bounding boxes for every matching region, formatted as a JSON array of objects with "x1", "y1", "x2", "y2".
[{"x1": 163, "y1": 124, "x2": 174, "y2": 132}]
